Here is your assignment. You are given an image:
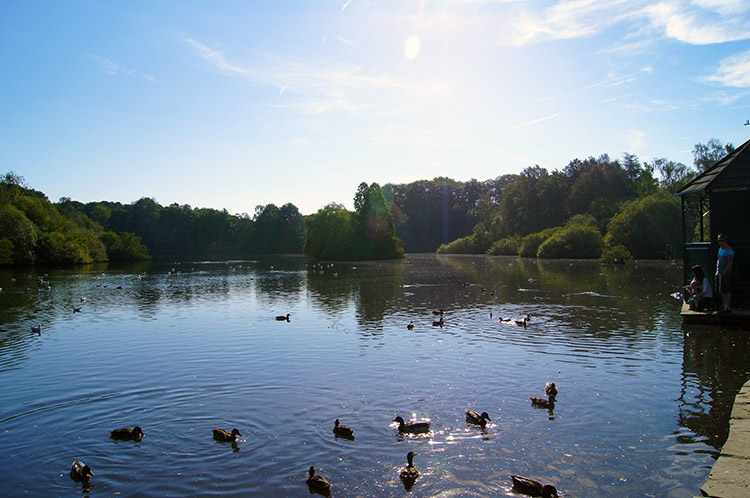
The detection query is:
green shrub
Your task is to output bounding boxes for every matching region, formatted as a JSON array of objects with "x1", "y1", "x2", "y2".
[
  {"x1": 519, "y1": 227, "x2": 560, "y2": 257},
  {"x1": 601, "y1": 244, "x2": 631, "y2": 264},
  {"x1": 537, "y1": 225, "x2": 603, "y2": 259},
  {"x1": 487, "y1": 236, "x2": 521, "y2": 255}
]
